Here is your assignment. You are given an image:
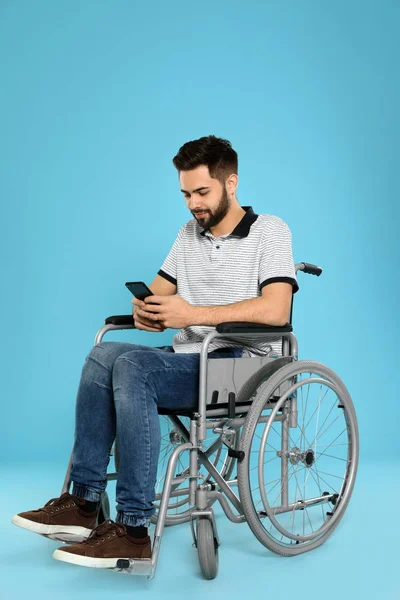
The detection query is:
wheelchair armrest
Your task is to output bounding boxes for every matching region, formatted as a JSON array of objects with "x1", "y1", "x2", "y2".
[
  {"x1": 94, "y1": 315, "x2": 136, "y2": 345},
  {"x1": 216, "y1": 322, "x2": 292, "y2": 334},
  {"x1": 103, "y1": 317, "x2": 291, "y2": 333},
  {"x1": 105, "y1": 315, "x2": 136, "y2": 327}
]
